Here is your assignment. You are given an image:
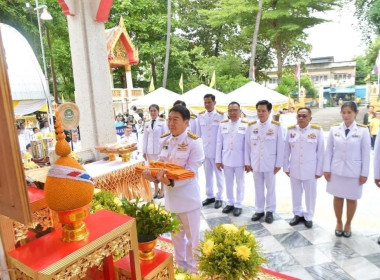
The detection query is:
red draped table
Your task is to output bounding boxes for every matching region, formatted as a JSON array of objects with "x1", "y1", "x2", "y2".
[{"x1": 7, "y1": 210, "x2": 141, "y2": 280}]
